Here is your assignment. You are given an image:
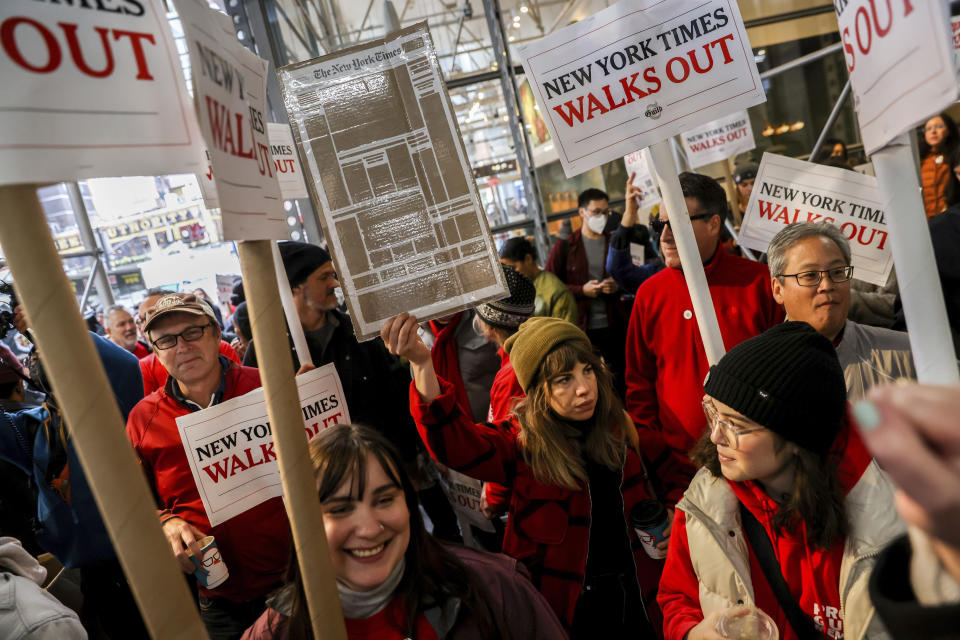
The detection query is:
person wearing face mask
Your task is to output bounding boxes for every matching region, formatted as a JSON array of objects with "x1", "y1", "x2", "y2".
[
  {"x1": 241, "y1": 424, "x2": 566, "y2": 640},
  {"x1": 383, "y1": 313, "x2": 665, "y2": 638},
  {"x1": 545, "y1": 188, "x2": 629, "y2": 395},
  {"x1": 658, "y1": 322, "x2": 904, "y2": 640}
]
